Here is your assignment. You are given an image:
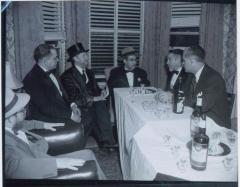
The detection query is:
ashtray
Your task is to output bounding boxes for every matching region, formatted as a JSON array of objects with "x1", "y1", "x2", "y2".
[
  {"x1": 186, "y1": 141, "x2": 231, "y2": 157},
  {"x1": 145, "y1": 88, "x2": 157, "y2": 94}
]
